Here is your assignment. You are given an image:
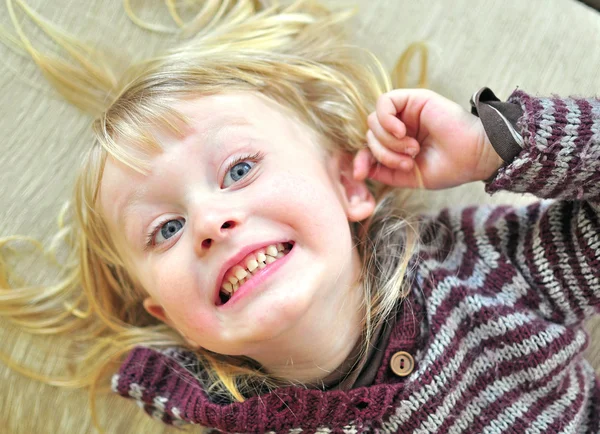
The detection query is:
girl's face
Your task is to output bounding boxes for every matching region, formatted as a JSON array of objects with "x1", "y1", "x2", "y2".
[{"x1": 99, "y1": 92, "x2": 374, "y2": 358}]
